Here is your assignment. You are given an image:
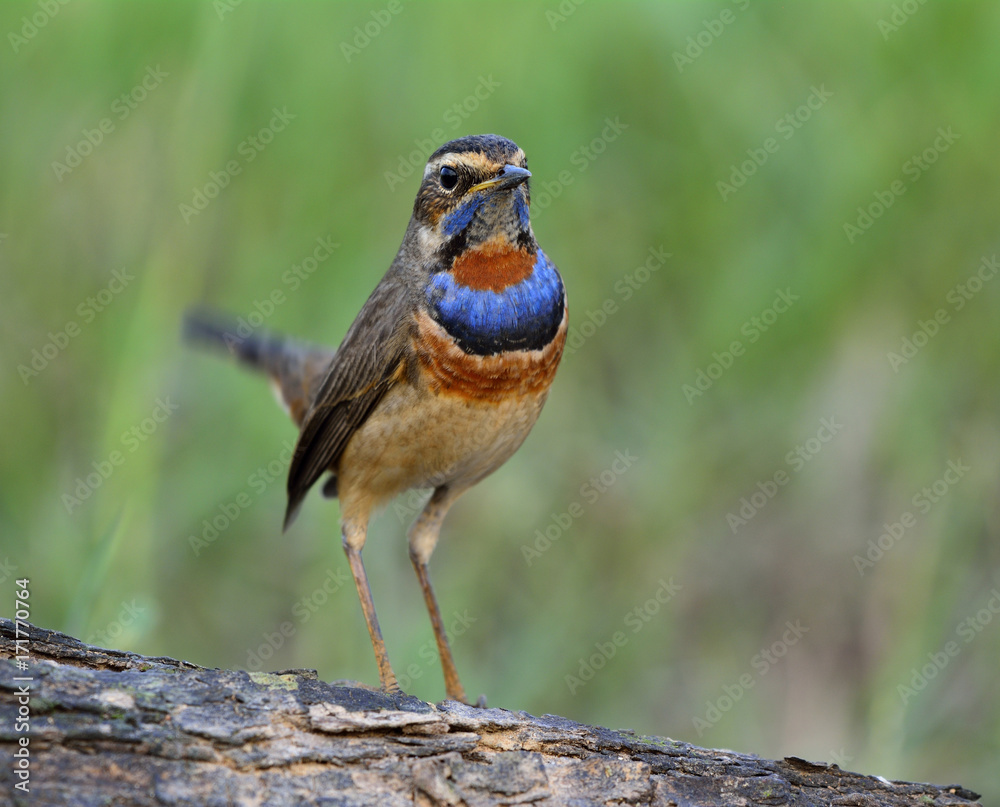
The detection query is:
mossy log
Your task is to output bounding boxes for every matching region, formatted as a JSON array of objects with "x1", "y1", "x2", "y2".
[{"x1": 0, "y1": 619, "x2": 982, "y2": 806}]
